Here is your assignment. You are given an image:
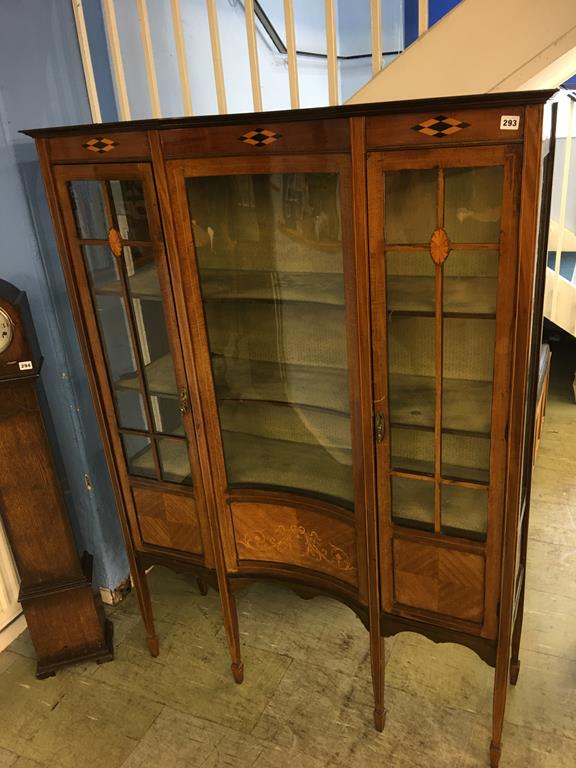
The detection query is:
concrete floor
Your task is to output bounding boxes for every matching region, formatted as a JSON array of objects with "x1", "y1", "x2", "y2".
[{"x1": 0, "y1": 340, "x2": 574, "y2": 768}]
